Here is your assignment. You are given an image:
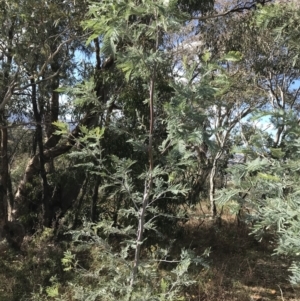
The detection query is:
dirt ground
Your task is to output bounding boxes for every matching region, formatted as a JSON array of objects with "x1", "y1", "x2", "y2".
[
  {"x1": 0, "y1": 206, "x2": 299, "y2": 301},
  {"x1": 179, "y1": 211, "x2": 300, "y2": 301}
]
